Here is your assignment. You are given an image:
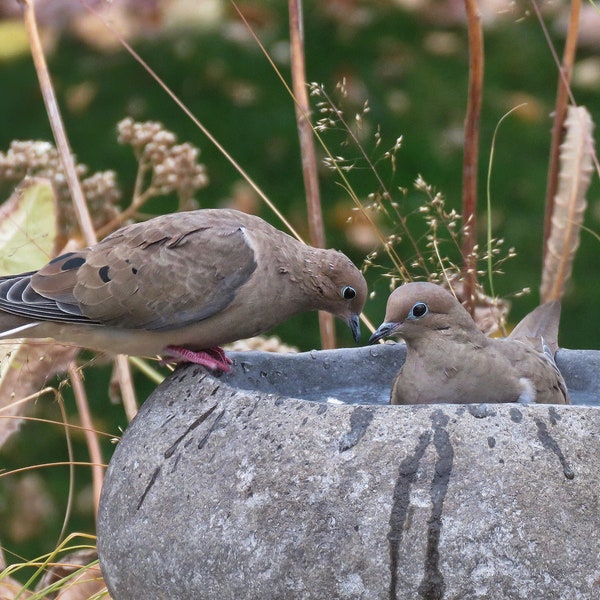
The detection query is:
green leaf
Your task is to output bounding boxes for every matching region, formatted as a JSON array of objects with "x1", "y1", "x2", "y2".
[{"x1": 0, "y1": 177, "x2": 59, "y2": 276}]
